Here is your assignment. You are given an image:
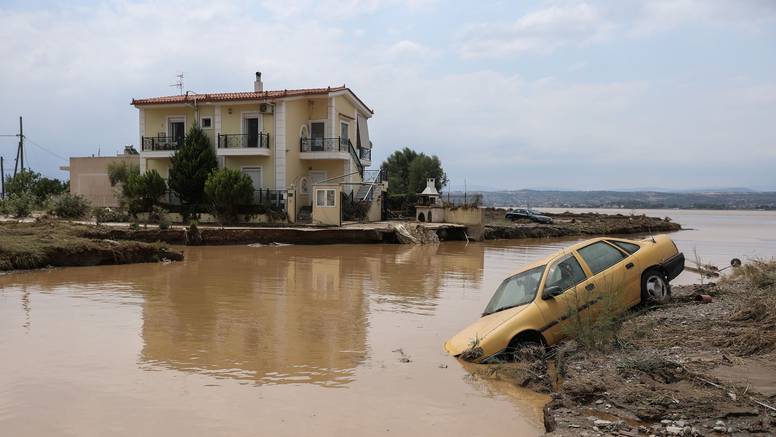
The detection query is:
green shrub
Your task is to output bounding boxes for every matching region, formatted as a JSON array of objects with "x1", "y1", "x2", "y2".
[
  {"x1": 4, "y1": 170, "x2": 67, "y2": 203},
  {"x1": 125, "y1": 169, "x2": 167, "y2": 214},
  {"x1": 93, "y1": 207, "x2": 129, "y2": 224},
  {"x1": 204, "y1": 168, "x2": 254, "y2": 224},
  {"x1": 6, "y1": 192, "x2": 36, "y2": 218},
  {"x1": 148, "y1": 206, "x2": 171, "y2": 229},
  {"x1": 0, "y1": 197, "x2": 8, "y2": 215},
  {"x1": 49, "y1": 193, "x2": 91, "y2": 219}
]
